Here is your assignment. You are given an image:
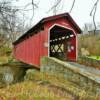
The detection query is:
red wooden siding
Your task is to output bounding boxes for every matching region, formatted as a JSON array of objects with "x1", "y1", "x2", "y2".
[
  {"x1": 14, "y1": 30, "x2": 48, "y2": 67},
  {"x1": 67, "y1": 36, "x2": 76, "y2": 61},
  {"x1": 13, "y1": 13, "x2": 81, "y2": 68}
]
